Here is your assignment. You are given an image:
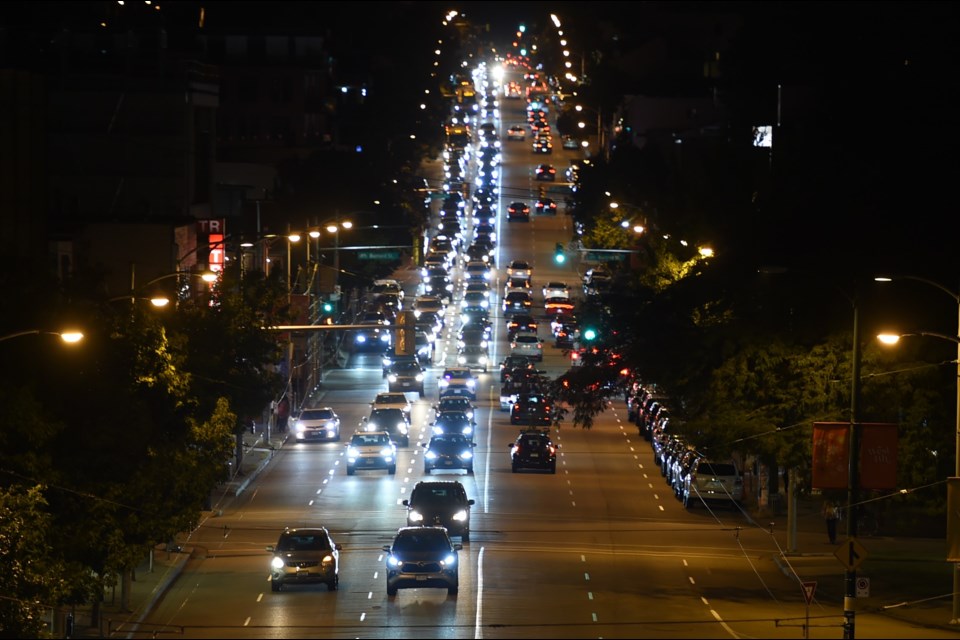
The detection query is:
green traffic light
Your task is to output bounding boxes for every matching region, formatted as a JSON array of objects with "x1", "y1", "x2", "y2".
[
  {"x1": 323, "y1": 302, "x2": 334, "y2": 313},
  {"x1": 583, "y1": 328, "x2": 597, "y2": 341},
  {"x1": 554, "y1": 253, "x2": 566, "y2": 264}
]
